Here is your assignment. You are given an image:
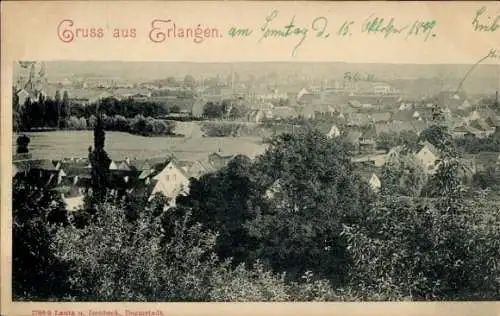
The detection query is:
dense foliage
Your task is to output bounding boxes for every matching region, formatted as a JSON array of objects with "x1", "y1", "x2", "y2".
[
  {"x1": 13, "y1": 94, "x2": 185, "y2": 132},
  {"x1": 88, "y1": 112, "x2": 112, "y2": 203},
  {"x1": 177, "y1": 129, "x2": 375, "y2": 285},
  {"x1": 454, "y1": 131, "x2": 500, "y2": 154},
  {"x1": 12, "y1": 174, "x2": 70, "y2": 300},
  {"x1": 381, "y1": 148, "x2": 428, "y2": 197},
  {"x1": 12, "y1": 120, "x2": 500, "y2": 301}
]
